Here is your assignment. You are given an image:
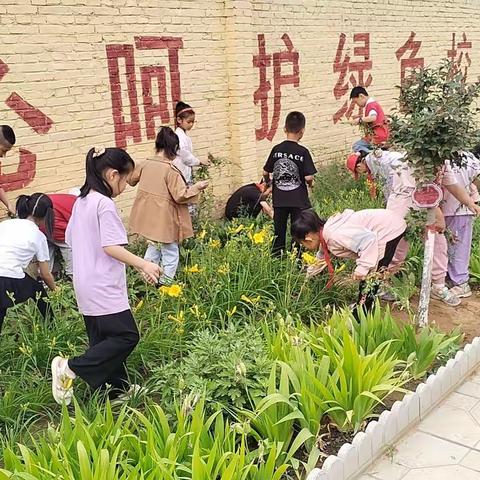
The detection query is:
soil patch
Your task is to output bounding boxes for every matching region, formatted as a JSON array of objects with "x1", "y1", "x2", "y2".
[{"x1": 393, "y1": 291, "x2": 480, "y2": 344}]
